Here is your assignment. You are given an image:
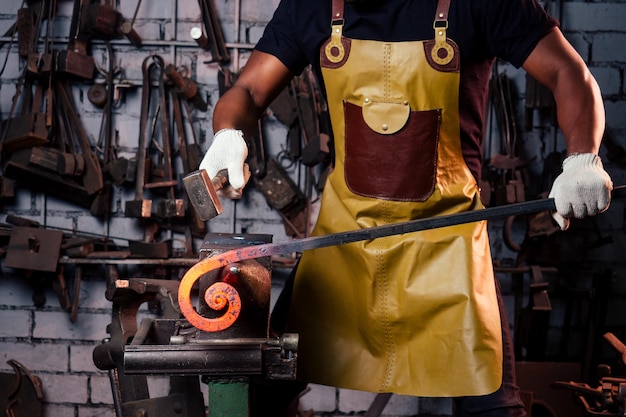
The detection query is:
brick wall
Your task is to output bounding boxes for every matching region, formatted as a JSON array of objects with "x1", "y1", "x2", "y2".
[{"x1": 1, "y1": 0, "x2": 626, "y2": 416}]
